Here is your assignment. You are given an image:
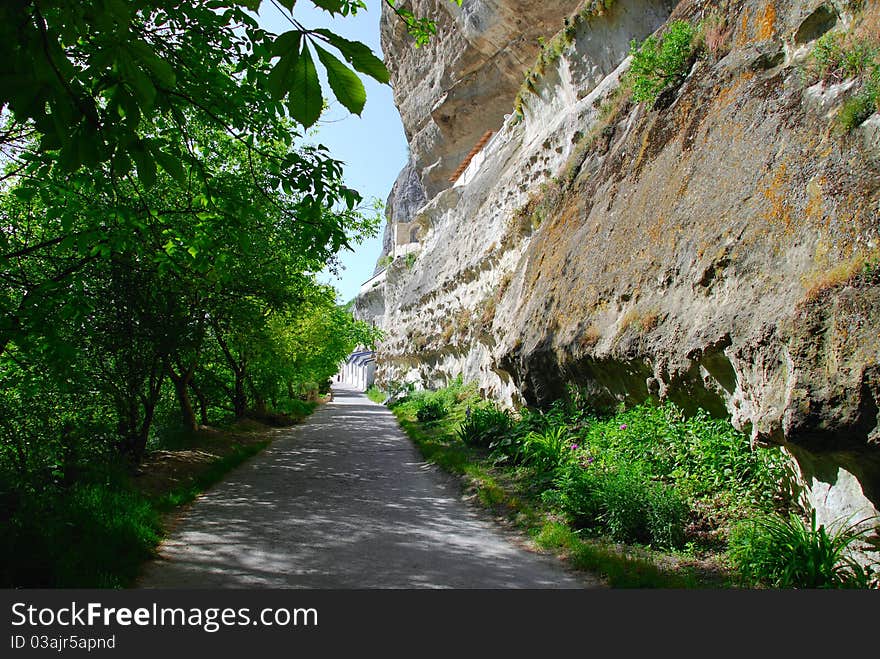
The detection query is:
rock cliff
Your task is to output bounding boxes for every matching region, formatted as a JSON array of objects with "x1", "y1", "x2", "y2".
[{"x1": 365, "y1": 0, "x2": 880, "y2": 530}]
